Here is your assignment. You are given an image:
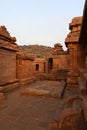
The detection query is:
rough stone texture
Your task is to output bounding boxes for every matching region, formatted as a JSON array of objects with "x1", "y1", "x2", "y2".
[
  {"x1": 21, "y1": 80, "x2": 66, "y2": 98},
  {"x1": 0, "y1": 93, "x2": 5, "y2": 100},
  {"x1": 52, "y1": 55, "x2": 69, "y2": 70},
  {"x1": 50, "y1": 97, "x2": 86, "y2": 130},
  {"x1": 49, "y1": 69, "x2": 68, "y2": 81},
  {"x1": 0, "y1": 26, "x2": 19, "y2": 94},
  {"x1": 64, "y1": 95, "x2": 82, "y2": 105},
  {"x1": 65, "y1": 17, "x2": 82, "y2": 44},
  {"x1": 65, "y1": 17, "x2": 82, "y2": 89},
  {"x1": 51, "y1": 43, "x2": 64, "y2": 55},
  {"x1": 78, "y1": 68, "x2": 87, "y2": 95},
  {"x1": 34, "y1": 43, "x2": 69, "y2": 81},
  {"x1": 33, "y1": 45, "x2": 69, "y2": 81},
  {"x1": 82, "y1": 97, "x2": 87, "y2": 123},
  {"x1": 0, "y1": 87, "x2": 60, "y2": 130},
  {"x1": 0, "y1": 80, "x2": 85, "y2": 130},
  {"x1": 0, "y1": 1, "x2": 87, "y2": 129},
  {"x1": 78, "y1": 68, "x2": 87, "y2": 126},
  {"x1": 49, "y1": 43, "x2": 69, "y2": 70},
  {"x1": 16, "y1": 52, "x2": 35, "y2": 86},
  {"x1": 34, "y1": 58, "x2": 47, "y2": 73}
]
